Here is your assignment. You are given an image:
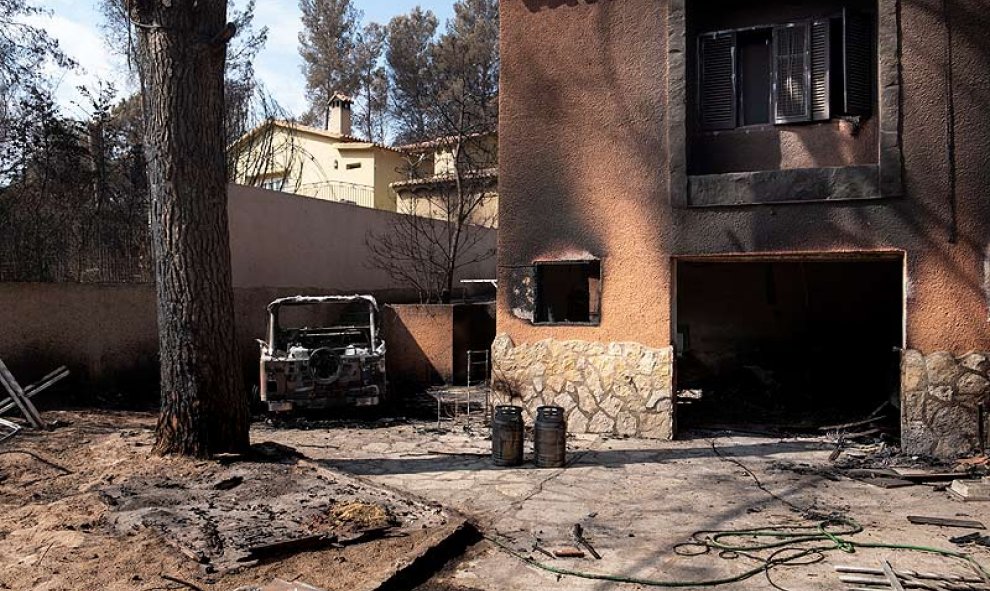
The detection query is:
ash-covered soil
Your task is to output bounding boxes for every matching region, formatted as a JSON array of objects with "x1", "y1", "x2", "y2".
[{"x1": 0, "y1": 410, "x2": 460, "y2": 591}]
